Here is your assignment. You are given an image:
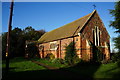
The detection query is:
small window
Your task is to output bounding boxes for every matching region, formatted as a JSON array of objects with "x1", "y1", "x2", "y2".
[
  {"x1": 50, "y1": 43, "x2": 56, "y2": 49},
  {"x1": 50, "y1": 42, "x2": 58, "y2": 50},
  {"x1": 39, "y1": 45, "x2": 44, "y2": 50}
]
